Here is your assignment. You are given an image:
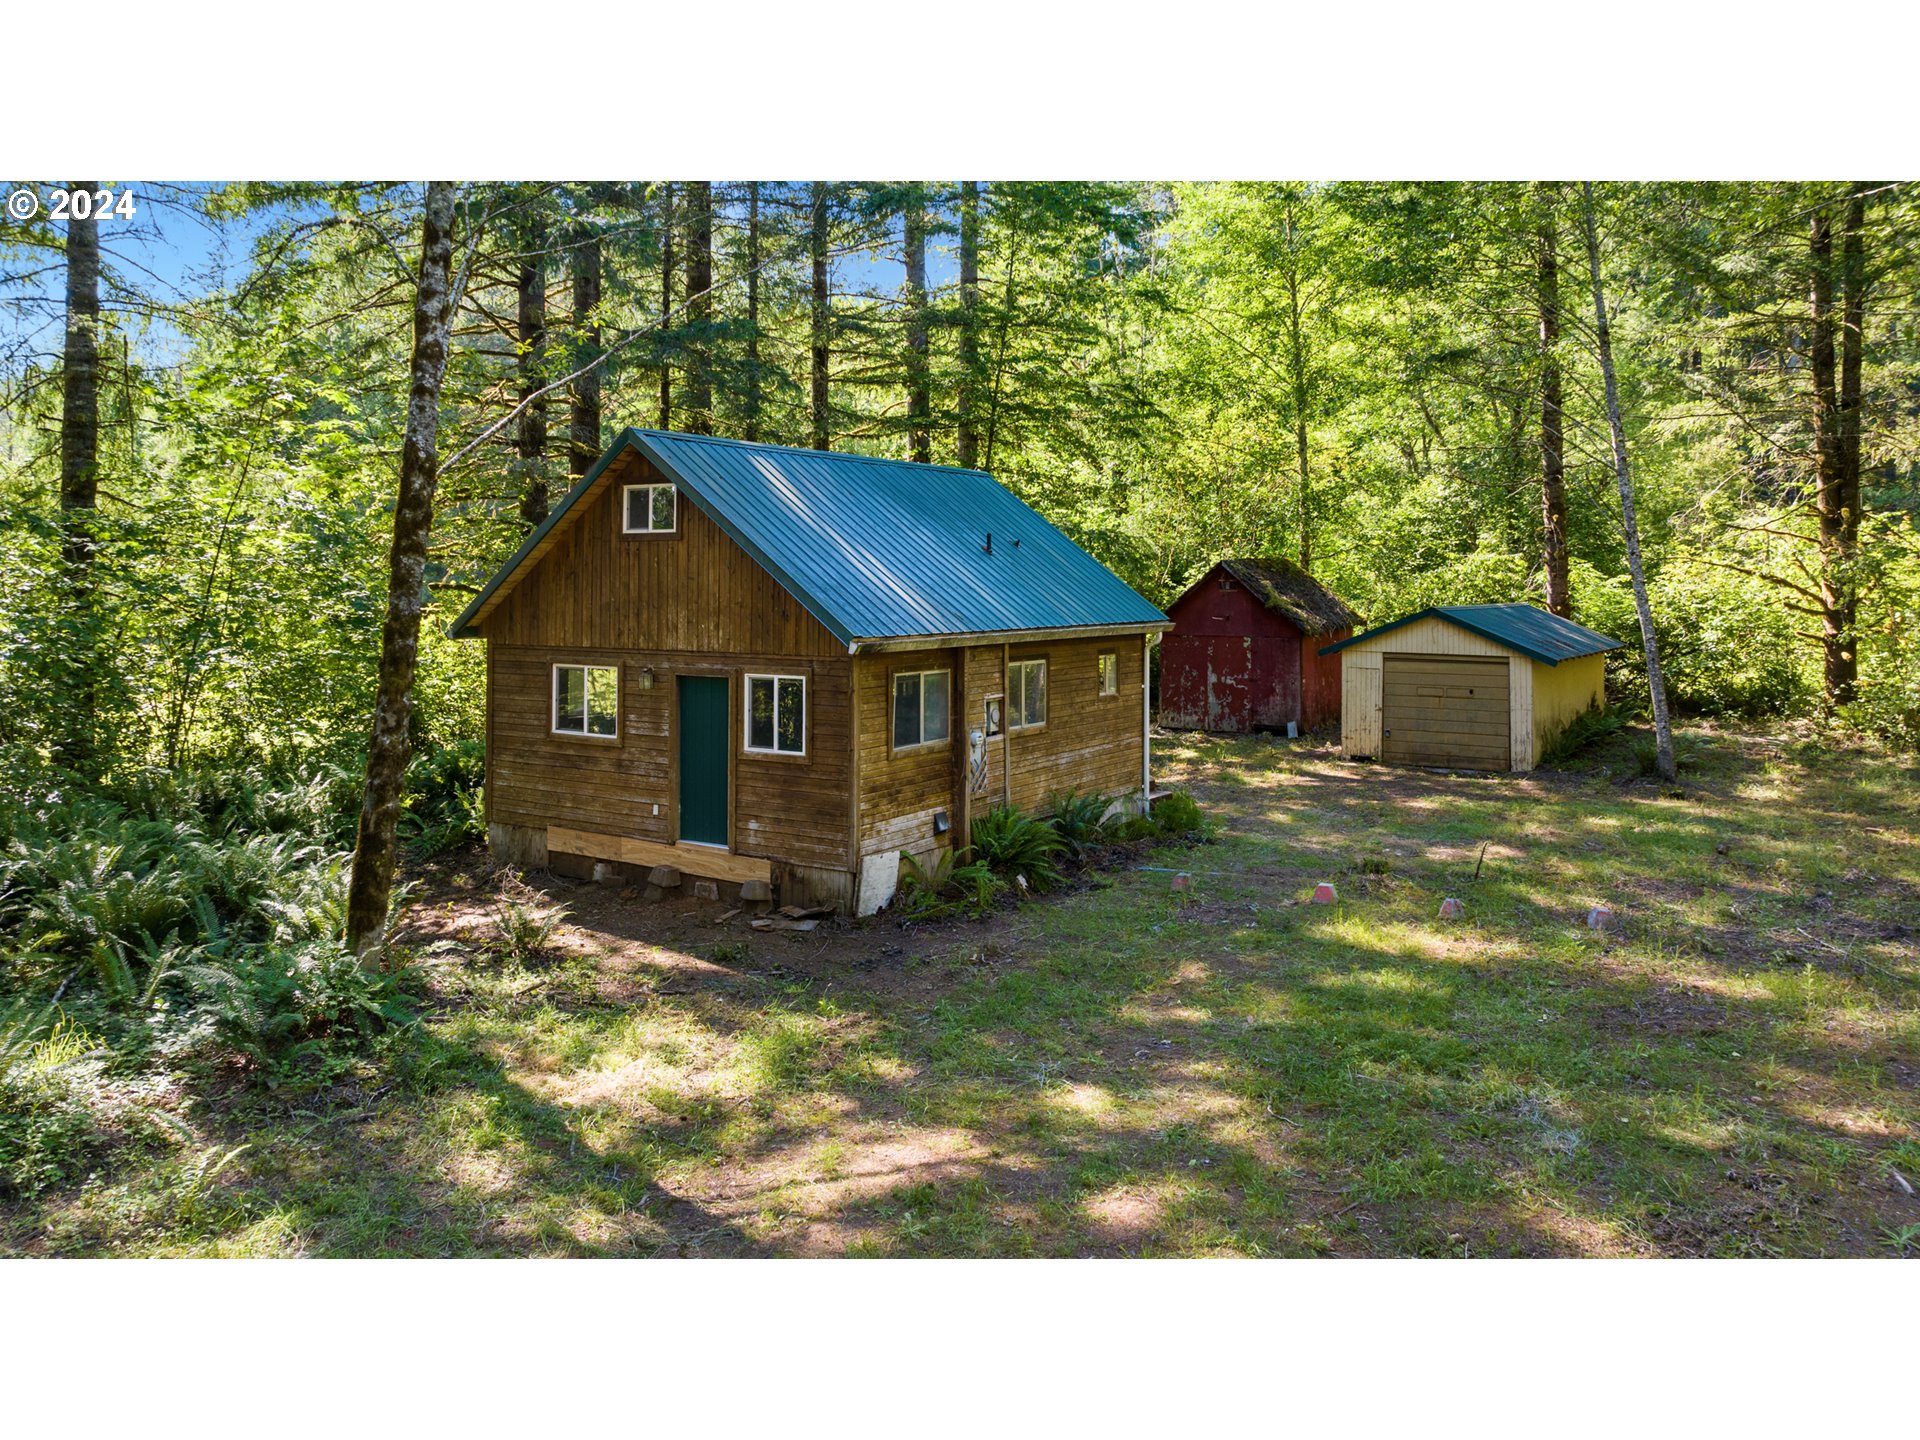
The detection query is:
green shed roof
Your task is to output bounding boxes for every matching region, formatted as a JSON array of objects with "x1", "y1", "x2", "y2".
[
  {"x1": 1317, "y1": 604, "x2": 1624, "y2": 666},
  {"x1": 449, "y1": 429, "x2": 1168, "y2": 647}
]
